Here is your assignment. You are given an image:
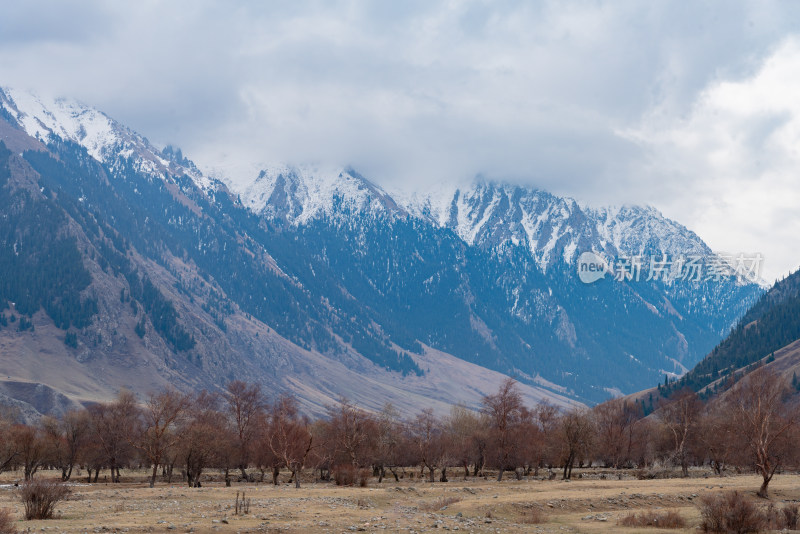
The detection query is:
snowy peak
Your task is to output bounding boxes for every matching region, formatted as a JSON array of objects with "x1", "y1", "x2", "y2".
[
  {"x1": 587, "y1": 204, "x2": 711, "y2": 259},
  {"x1": 0, "y1": 87, "x2": 215, "y2": 192},
  {"x1": 389, "y1": 180, "x2": 711, "y2": 271},
  {"x1": 0, "y1": 86, "x2": 717, "y2": 275},
  {"x1": 239, "y1": 164, "x2": 405, "y2": 223},
  {"x1": 0, "y1": 88, "x2": 121, "y2": 162},
  {"x1": 232, "y1": 164, "x2": 717, "y2": 272}
]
